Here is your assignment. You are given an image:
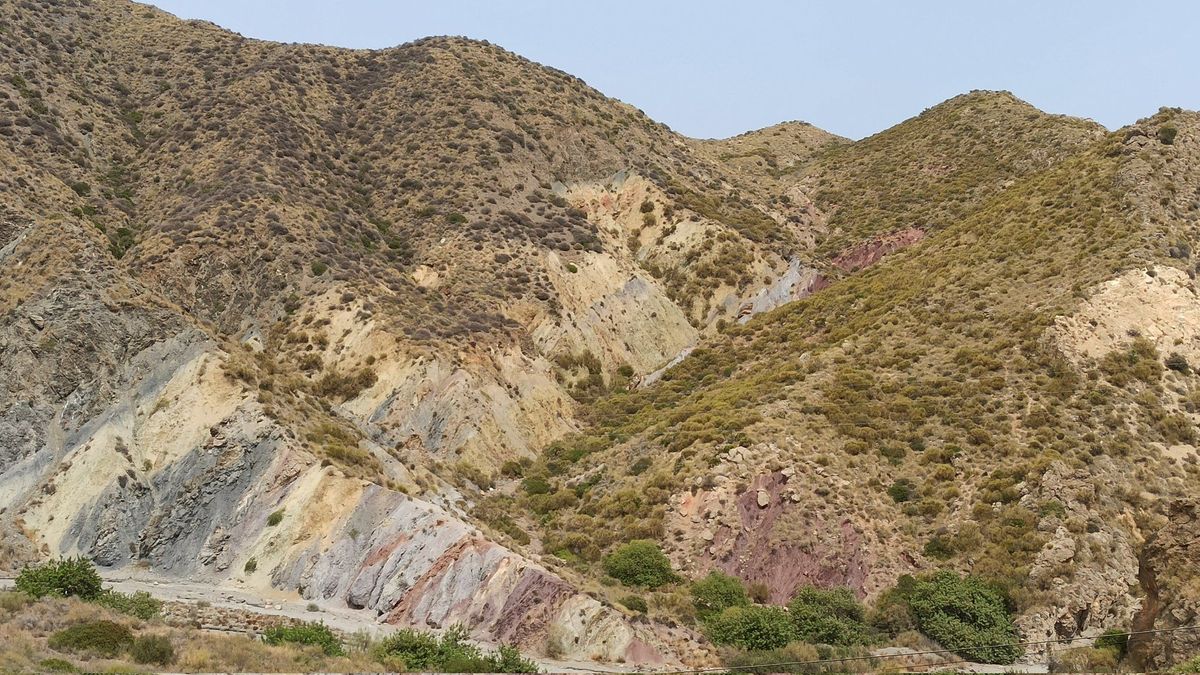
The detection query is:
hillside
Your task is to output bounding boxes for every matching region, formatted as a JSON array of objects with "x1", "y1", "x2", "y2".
[
  {"x1": 499, "y1": 107, "x2": 1200, "y2": 667},
  {"x1": 2, "y1": 0, "x2": 1199, "y2": 670}
]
